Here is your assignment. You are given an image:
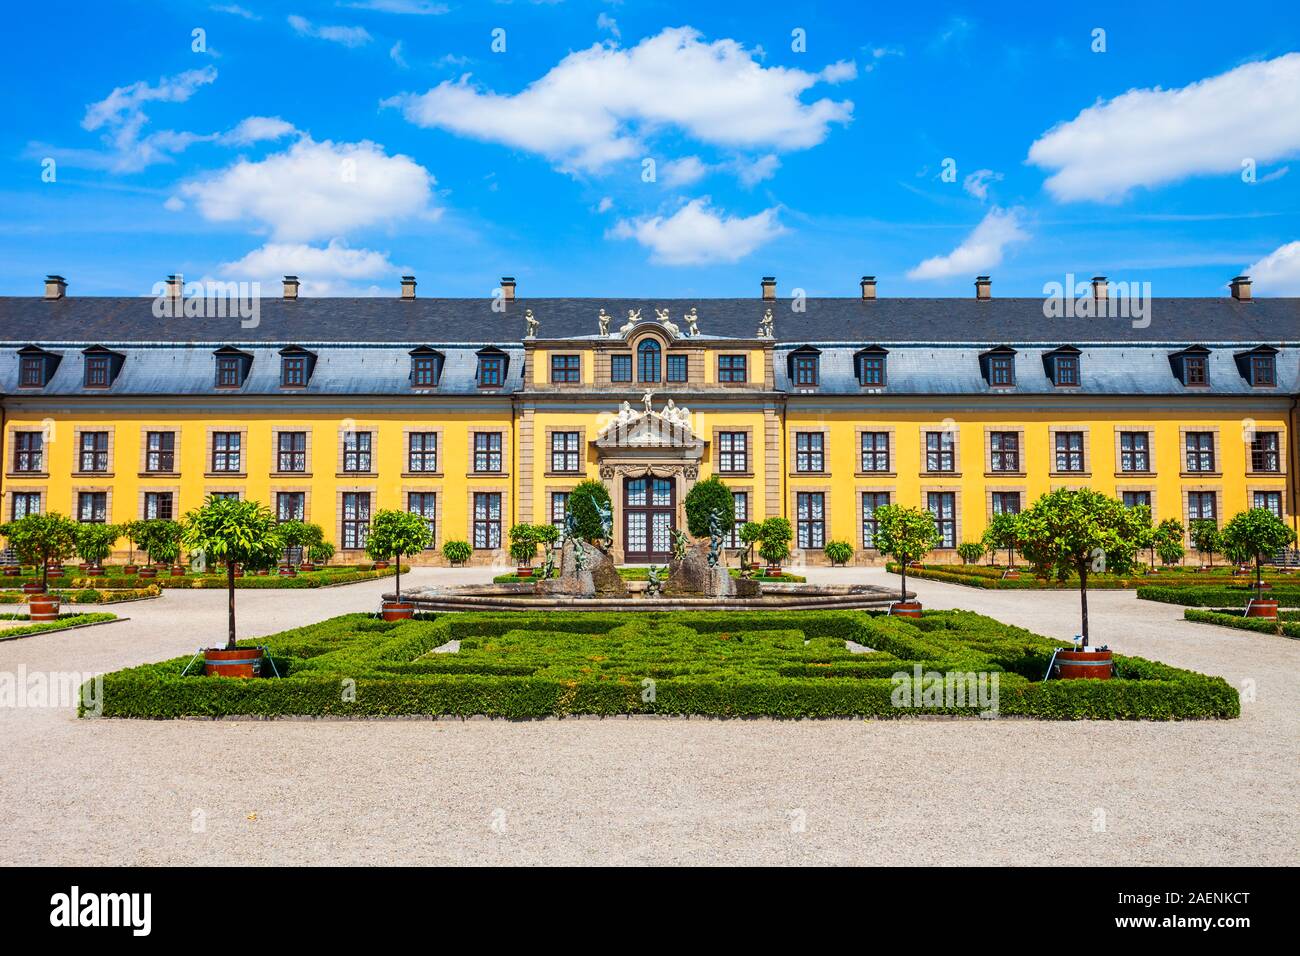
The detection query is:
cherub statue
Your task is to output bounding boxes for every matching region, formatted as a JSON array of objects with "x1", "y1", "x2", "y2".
[
  {"x1": 618, "y1": 400, "x2": 634, "y2": 424},
  {"x1": 595, "y1": 499, "x2": 614, "y2": 547},
  {"x1": 524, "y1": 309, "x2": 539, "y2": 339},
  {"x1": 642, "y1": 390, "x2": 654, "y2": 413},
  {"x1": 654, "y1": 308, "x2": 680, "y2": 337},
  {"x1": 619, "y1": 309, "x2": 640, "y2": 336},
  {"x1": 670, "y1": 528, "x2": 690, "y2": 561},
  {"x1": 758, "y1": 307, "x2": 774, "y2": 339},
  {"x1": 707, "y1": 508, "x2": 725, "y2": 569},
  {"x1": 646, "y1": 565, "x2": 663, "y2": 598},
  {"x1": 597, "y1": 308, "x2": 610, "y2": 337},
  {"x1": 685, "y1": 307, "x2": 699, "y2": 337}
]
